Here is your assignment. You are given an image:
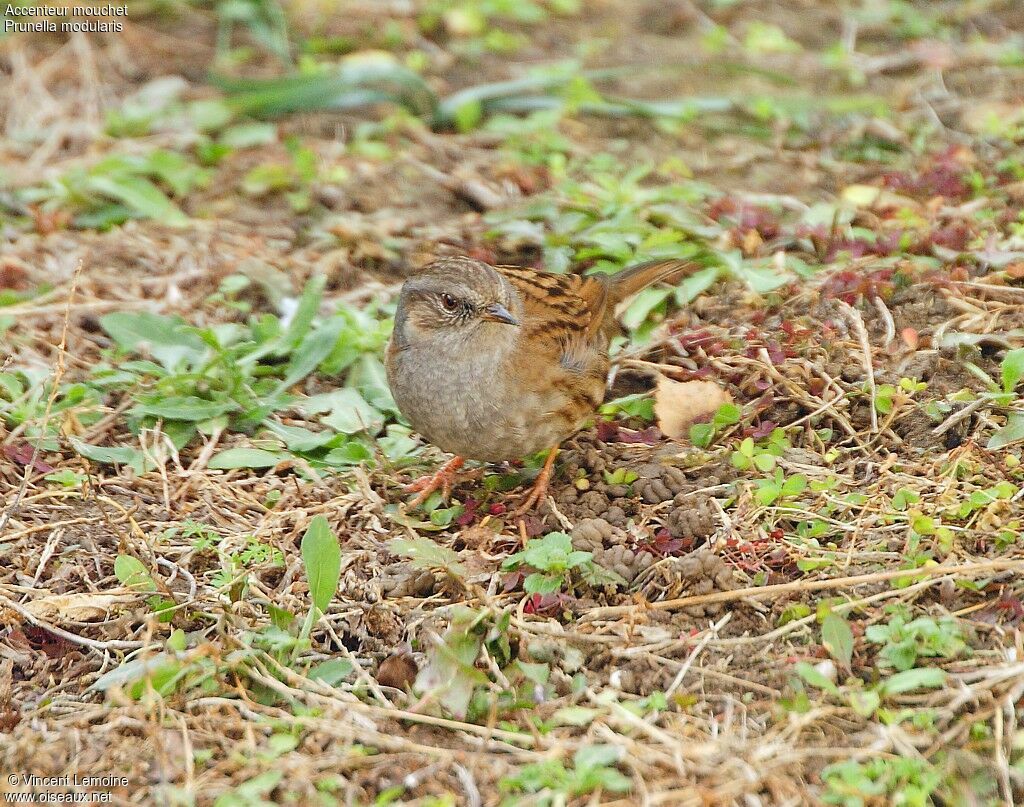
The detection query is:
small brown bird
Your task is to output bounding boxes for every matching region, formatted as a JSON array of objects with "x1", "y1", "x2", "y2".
[{"x1": 385, "y1": 256, "x2": 702, "y2": 512}]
